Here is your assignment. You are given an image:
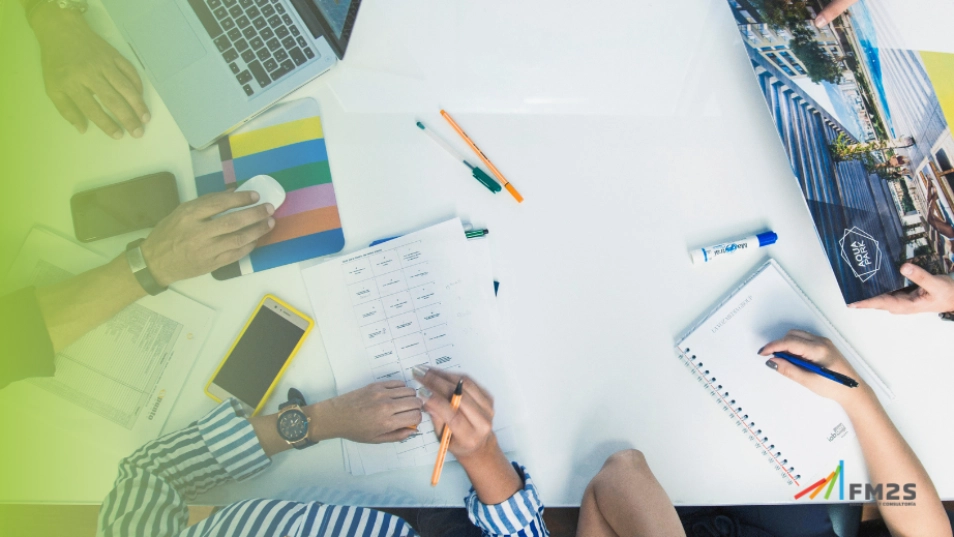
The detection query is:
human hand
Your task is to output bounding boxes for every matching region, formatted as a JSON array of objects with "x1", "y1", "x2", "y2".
[
  {"x1": 759, "y1": 330, "x2": 870, "y2": 408},
  {"x1": 311, "y1": 381, "x2": 423, "y2": 444},
  {"x1": 850, "y1": 263, "x2": 954, "y2": 314},
  {"x1": 140, "y1": 191, "x2": 275, "y2": 286},
  {"x1": 416, "y1": 368, "x2": 498, "y2": 461},
  {"x1": 814, "y1": 0, "x2": 859, "y2": 28},
  {"x1": 30, "y1": 7, "x2": 150, "y2": 138}
]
